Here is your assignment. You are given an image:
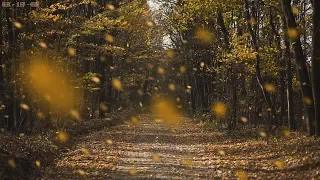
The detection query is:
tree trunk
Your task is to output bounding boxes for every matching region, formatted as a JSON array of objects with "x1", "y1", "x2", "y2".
[
  {"x1": 281, "y1": 0, "x2": 315, "y2": 135},
  {"x1": 244, "y1": 0, "x2": 277, "y2": 126},
  {"x1": 311, "y1": 0, "x2": 320, "y2": 136}
]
